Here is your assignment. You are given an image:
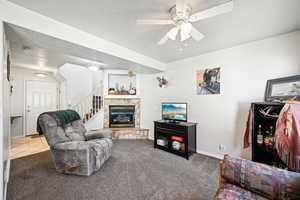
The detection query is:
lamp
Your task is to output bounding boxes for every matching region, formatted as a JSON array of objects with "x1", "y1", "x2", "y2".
[{"x1": 180, "y1": 22, "x2": 192, "y2": 41}]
